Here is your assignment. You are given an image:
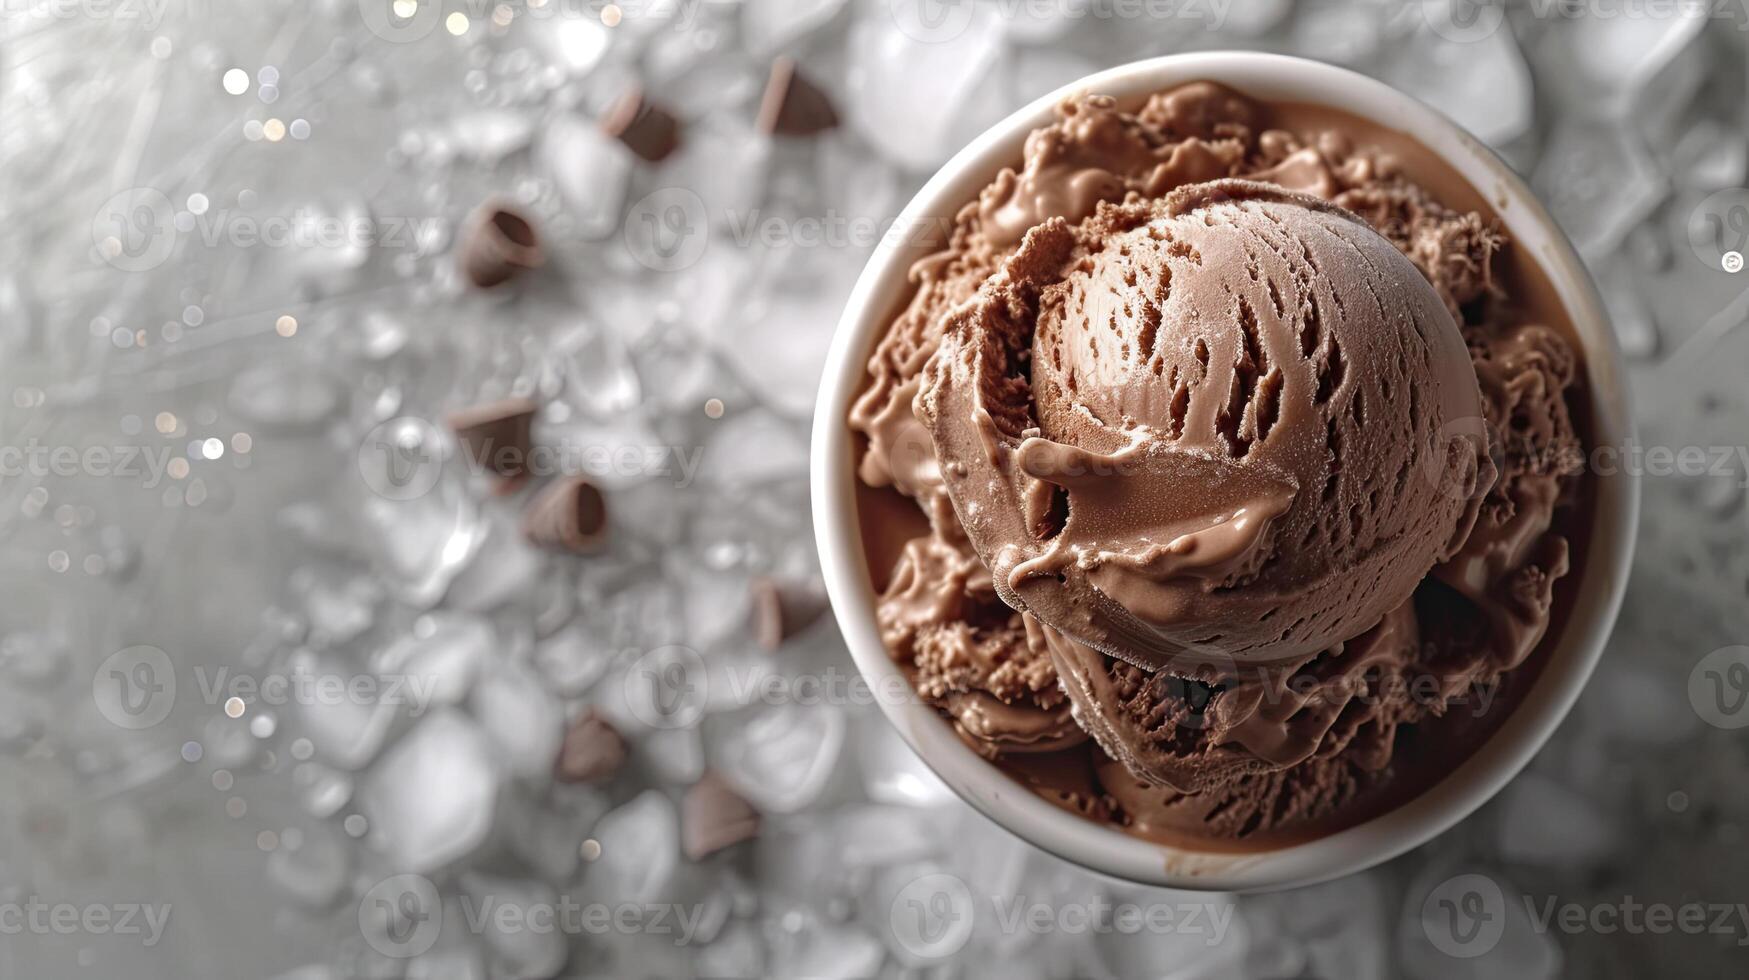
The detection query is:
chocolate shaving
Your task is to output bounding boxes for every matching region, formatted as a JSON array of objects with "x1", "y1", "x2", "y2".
[
  {"x1": 459, "y1": 202, "x2": 544, "y2": 289},
  {"x1": 523, "y1": 476, "x2": 608, "y2": 554},
  {"x1": 446, "y1": 397, "x2": 537, "y2": 483},
  {"x1": 757, "y1": 58, "x2": 838, "y2": 136},
  {"x1": 601, "y1": 85, "x2": 681, "y2": 162},
  {"x1": 748, "y1": 576, "x2": 828, "y2": 650},
  {"x1": 554, "y1": 708, "x2": 625, "y2": 784},
  {"x1": 681, "y1": 772, "x2": 760, "y2": 860}
]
